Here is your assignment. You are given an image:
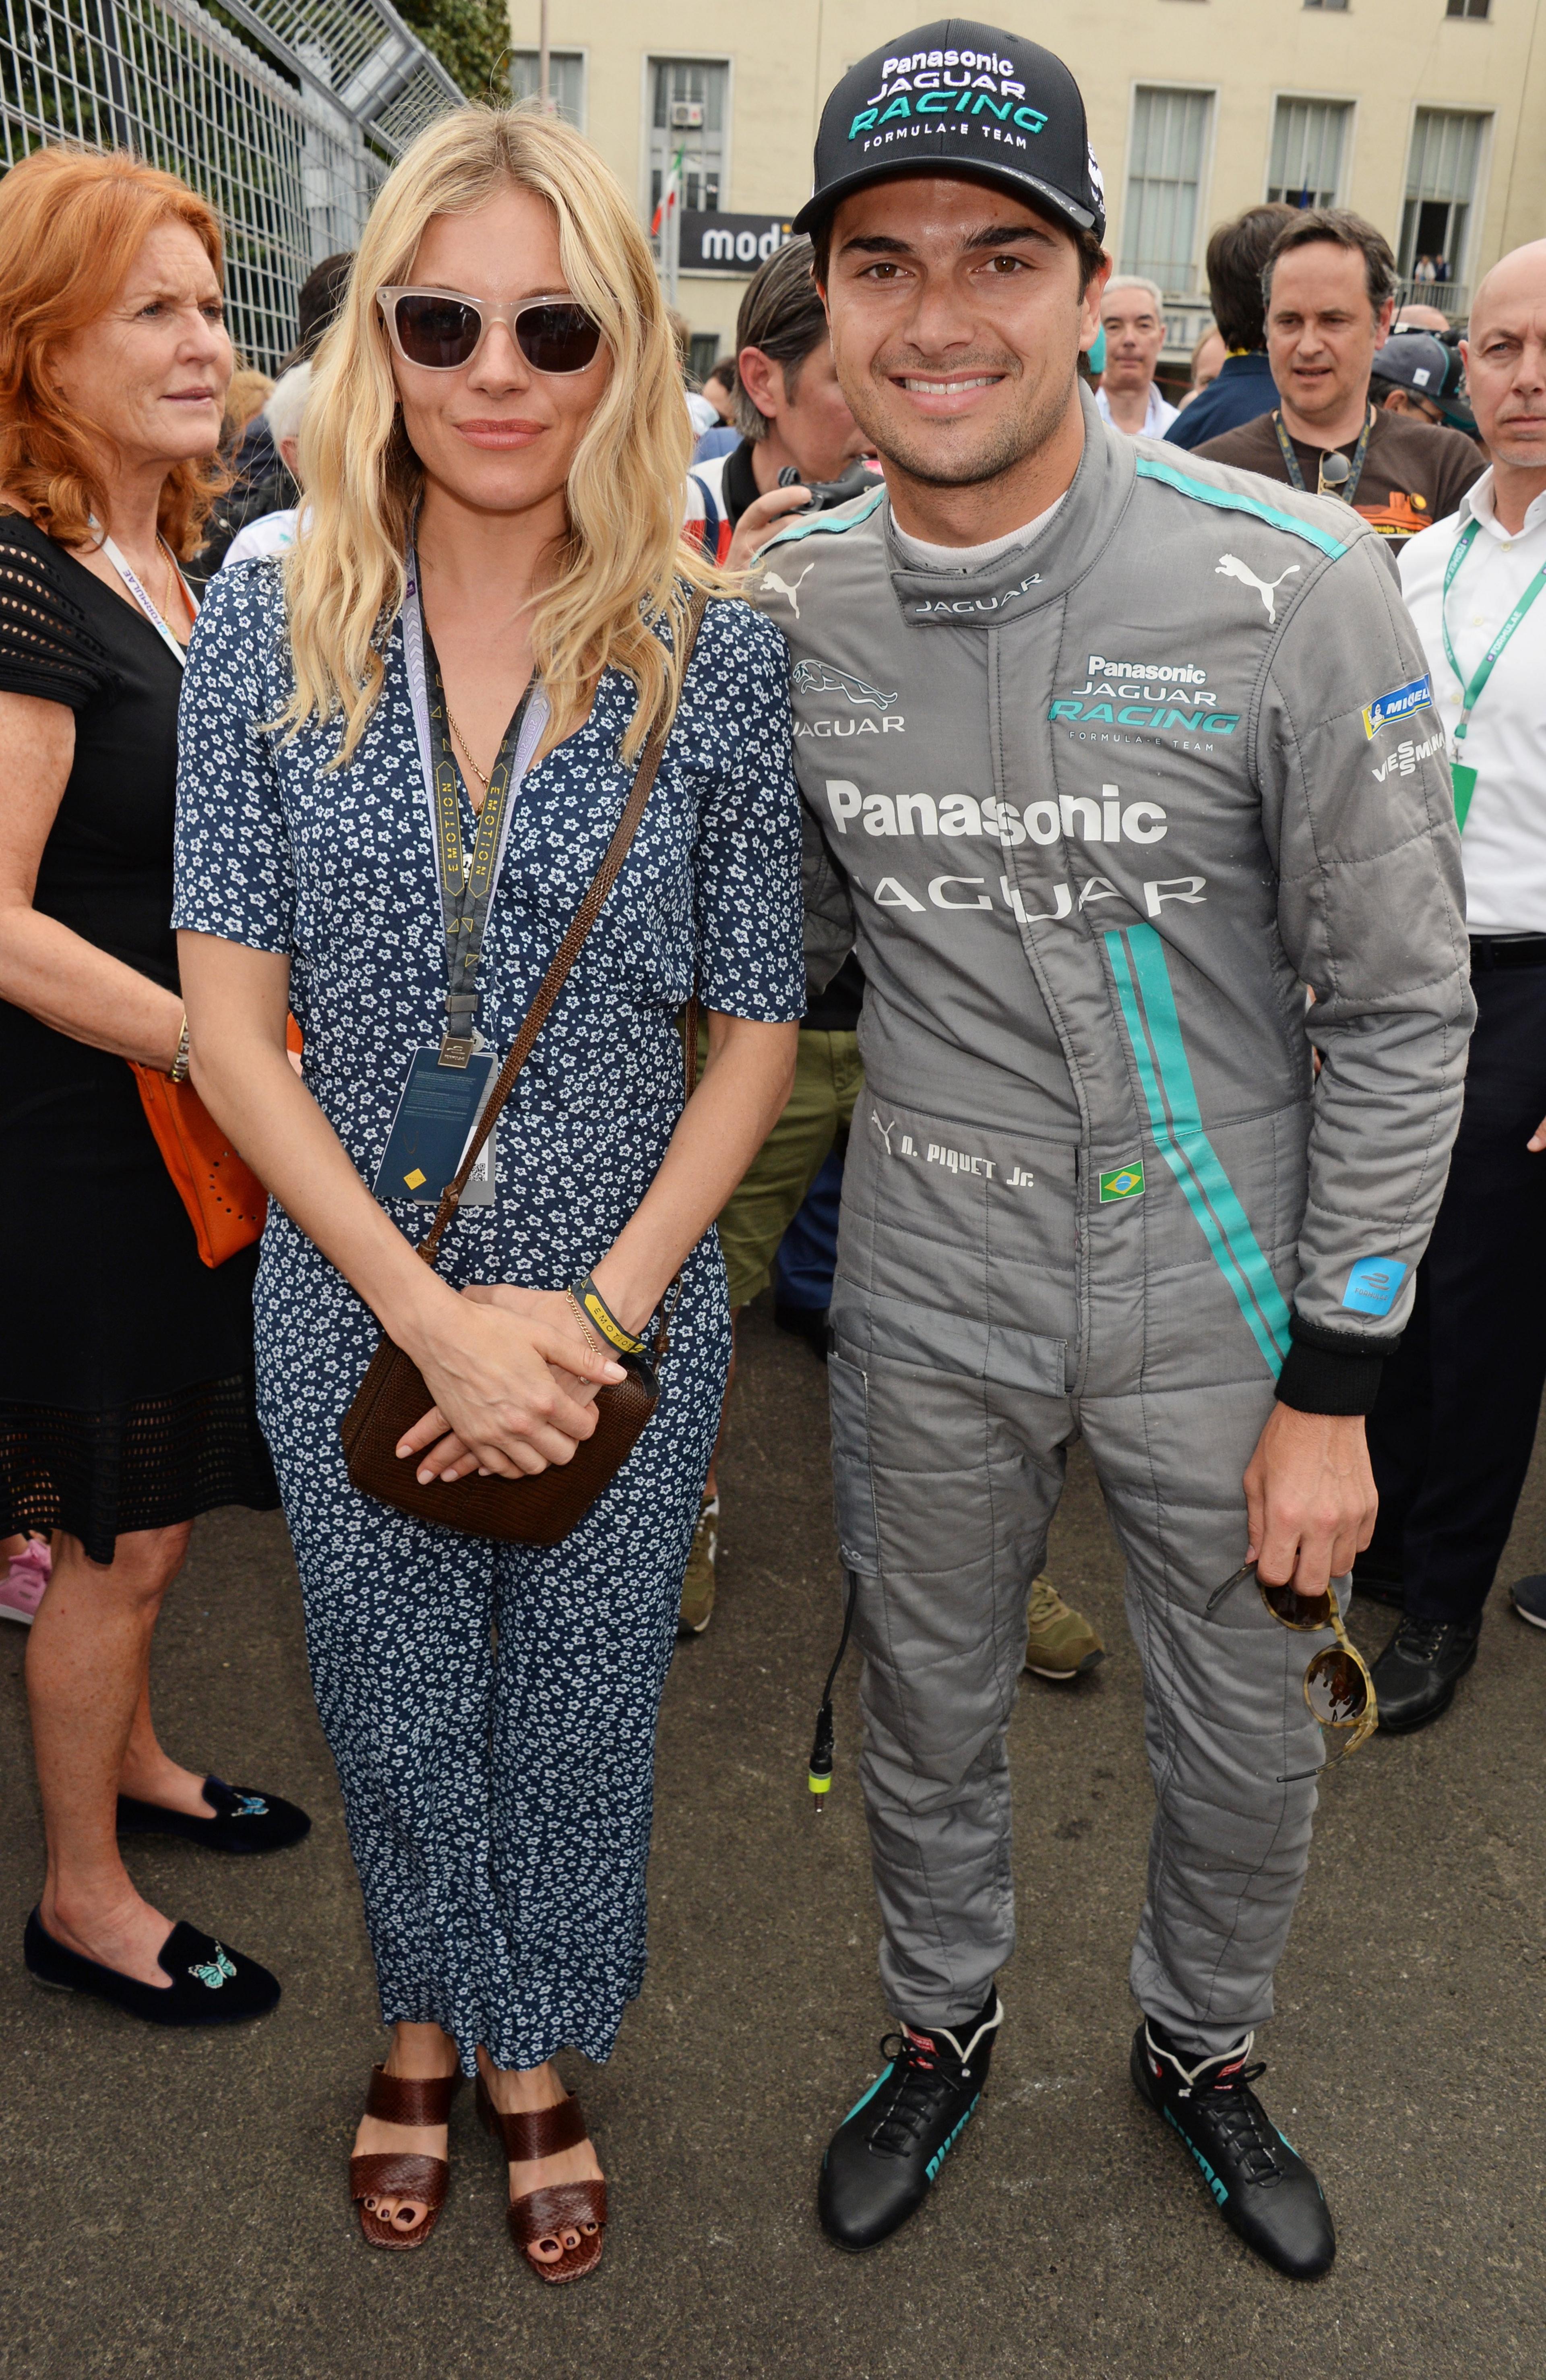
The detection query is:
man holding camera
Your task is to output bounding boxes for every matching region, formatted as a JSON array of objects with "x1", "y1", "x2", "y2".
[{"x1": 752, "y1": 19, "x2": 1471, "y2": 2279}]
